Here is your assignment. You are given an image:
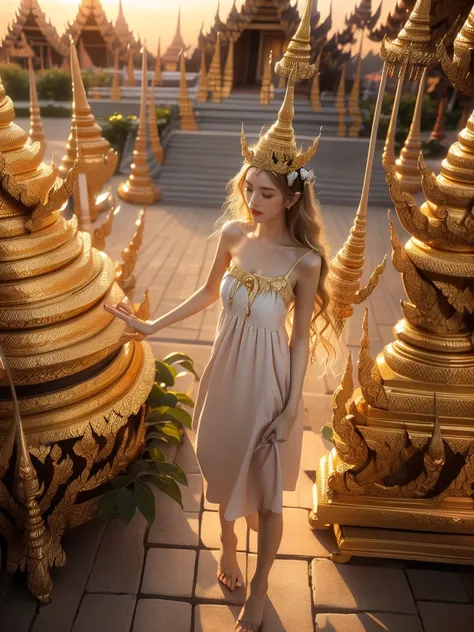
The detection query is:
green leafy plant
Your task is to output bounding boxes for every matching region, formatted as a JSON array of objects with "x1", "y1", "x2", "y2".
[
  {"x1": 98, "y1": 352, "x2": 200, "y2": 527},
  {"x1": 100, "y1": 112, "x2": 139, "y2": 173},
  {"x1": 37, "y1": 68, "x2": 73, "y2": 101},
  {"x1": 0, "y1": 63, "x2": 29, "y2": 100}
]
